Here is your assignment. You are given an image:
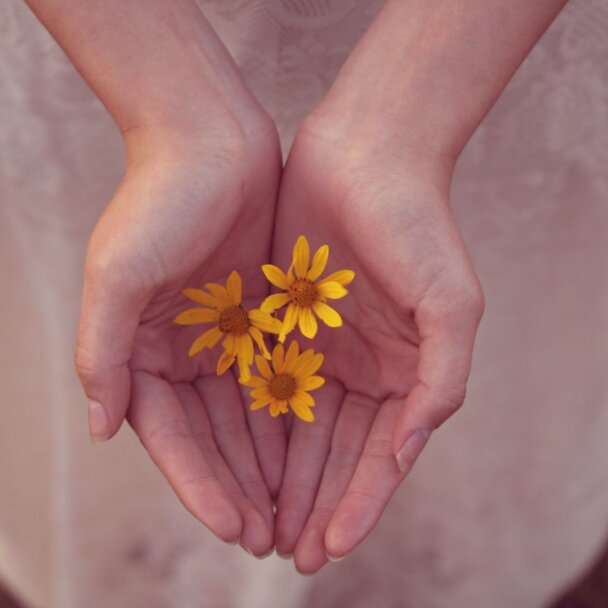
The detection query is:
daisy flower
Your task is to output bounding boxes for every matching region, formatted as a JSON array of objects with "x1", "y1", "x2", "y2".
[
  {"x1": 175, "y1": 270, "x2": 281, "y2": 381},
  {"x1": 240, "y1": 341, "x2": 325, "y2": 422},
  {"x1": 261, "y1": 235, "x2": 354, "y2": 341}
]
